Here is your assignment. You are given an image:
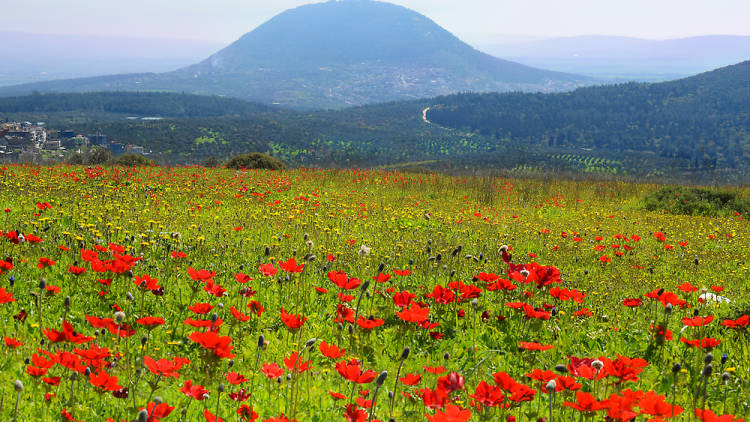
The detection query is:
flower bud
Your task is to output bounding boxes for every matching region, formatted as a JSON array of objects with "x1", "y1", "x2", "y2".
[
  {"x1": 592, "y1": 360, "x2": 604, "y2": 370},
  {"x1": 665, "y1": 303, "x2": 672, "y2": 314},
  {"x1": 218, "y1": 383, "x2": 225, "y2": 393},
  {"x1": 545, "y1": 380, "x2": 556, "y2": 393},
  {"x1": 258, "y1": 335, "x2": 265, "y2": 348},
  {"x1": 154, "y1": 396, "x2": 163, "y2": 404},
  {"x1": 138, "y1": 410, "x2": 149, "y2": 422},
  {"x1": 721, "y1": 353, "x2": 728, "y2": 364},
  {"x1": 114, "y1": 311, "x2": 126, "y2": 324},
  {"x1": 13, "y1": 379, "x2": 24, "y2": 392},
  {"x1": 704, "y1": 353, "x2": 713, "y2": 364},
  {"x1": 39, "y1": 278, "x2": 46, "y2": 289},
  {"x1": 703, "y1": 364, "x2": 713, "y2": 377},
  {"x1": 672, "y1": 362, "x2": 681, "y2": 374},
  {"x1": 376, "y1": 371, "x2": 388, "y2": 386},
  {"x1": 554, "y1": 364, "x2": 568, "y2": 373},
  {"x1": 64, "y1": 296, "x2": 71, "y2": 308},
  {"x1": 722, "y1": 372, "x2": 730, "y2": 383},
  {"x1": 305, "y1": 338, "x2": 317, "y2": 348},
  {"x1": 400, "y1": 347, "x2": 410, "y2": 360}
]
